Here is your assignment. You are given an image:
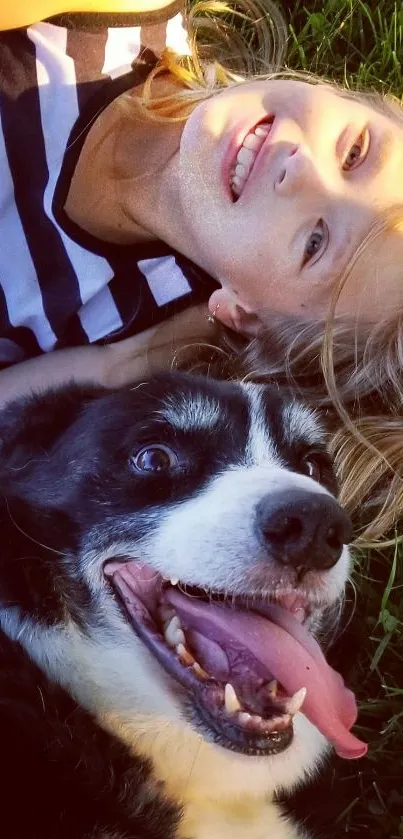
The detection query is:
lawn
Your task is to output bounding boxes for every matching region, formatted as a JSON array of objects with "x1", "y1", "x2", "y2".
[
  {"x1": 280, "y1": 3, "x2": 403, "y2": 836},
  {"x1": 286, "y1": 0, "x2": 403, "y2": 94},
  {"x1": 288, "y1": 541, "x2": 403, "y2": 838}
]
